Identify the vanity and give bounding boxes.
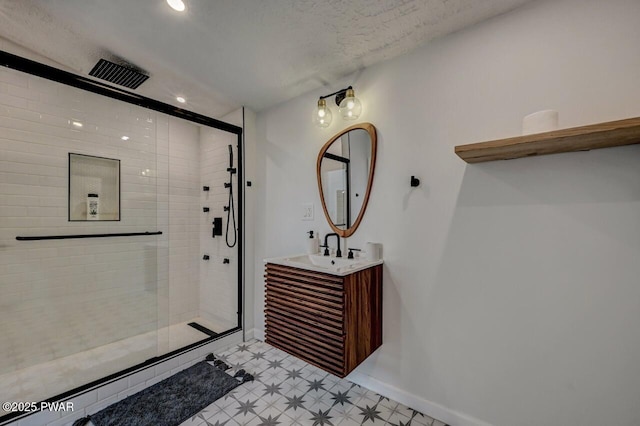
[264,255,382,377]
[265,122,382,377]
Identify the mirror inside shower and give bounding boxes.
[0,64,242,418]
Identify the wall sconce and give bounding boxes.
[315,98,332,128]
[314,86,362,128]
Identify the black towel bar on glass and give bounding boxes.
[16,231,162,241]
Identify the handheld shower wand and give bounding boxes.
[225,144,237,248]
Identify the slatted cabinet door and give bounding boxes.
[265,263,382,377]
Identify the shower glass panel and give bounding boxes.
[0,57,241,421]
[0,68,161,409]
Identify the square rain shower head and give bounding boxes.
[88,59,149,89]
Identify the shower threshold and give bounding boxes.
[0,318,235,421]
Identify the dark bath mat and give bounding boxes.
[79,361,240,426]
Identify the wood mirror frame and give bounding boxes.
[316,122,377,238]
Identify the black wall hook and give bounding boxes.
[410,176,420,187]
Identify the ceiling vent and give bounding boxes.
[88,59,149,89]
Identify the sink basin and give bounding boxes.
[288,254,360,269]
[265,253,383,276]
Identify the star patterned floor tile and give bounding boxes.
[200,340,447,426]
[327,389,353,407]
[304,390,333,413]
[334,418,361,426]
[375,402,412,425]
[306,378,329,393]
[209,397,240,418]
[353,403,387,424]
[410,411,436,425]
[280,379,310,397]
[203,409,238,426]
[231,383,260,401]
[283,409,316,426]
[321,373,341,388]
[325,380,352,395]
[326,403,358,425]
[308,407,335,426]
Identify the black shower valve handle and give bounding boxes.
[224,182,231,188]
[212,217,223,238]
[223,206,230,212]
[347,248,361,259]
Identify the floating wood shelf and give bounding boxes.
[455,116,640,163]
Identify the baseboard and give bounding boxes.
[346,371,493,426]
[244,328,254,341]
[250,328,265,341]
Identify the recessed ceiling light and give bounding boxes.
[72,121,83,128]
[176,96,186,103]
[121,136,130,141]
[167,0,186,12]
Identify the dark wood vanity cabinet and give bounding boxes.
[265,263,382,377]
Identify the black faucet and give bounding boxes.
[323,233,342,258]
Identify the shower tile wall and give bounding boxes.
[0,67,160,375]
[199,127,238,332]
[165,117,201,326]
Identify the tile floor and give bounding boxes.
[180,340,447,426]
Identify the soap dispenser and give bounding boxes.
[306,231,319,254]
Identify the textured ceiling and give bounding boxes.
[0,0,533,118]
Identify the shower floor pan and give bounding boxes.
[0,317,229,418]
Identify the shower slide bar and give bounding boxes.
[16,231,162,241]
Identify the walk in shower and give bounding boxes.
[0,52,243,422]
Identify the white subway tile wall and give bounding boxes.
[199,127,239,331]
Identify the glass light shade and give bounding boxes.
[338,89,362,120]
[167,0,186,12]
[315,98,332,128]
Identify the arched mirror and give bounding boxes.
[317,122,377,238]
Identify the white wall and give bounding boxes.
[253,1,640,425]
[242,107,257,337]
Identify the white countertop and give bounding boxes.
[264,253,383,276]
